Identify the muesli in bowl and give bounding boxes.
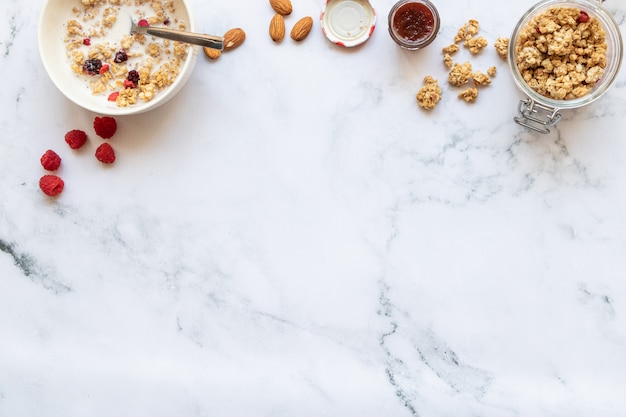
[39,0,199,115]
[508,0,623,133]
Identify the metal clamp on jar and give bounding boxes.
[508,0,623,134]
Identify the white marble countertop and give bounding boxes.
[2,0,626,415]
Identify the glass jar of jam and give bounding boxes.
[388,0,440,50]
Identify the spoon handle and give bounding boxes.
[131,22,224,50]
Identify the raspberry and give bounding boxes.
[93,116,117,139]
[138,19,149,27]
[65,129,88,149]
[39,175,64,196]
[95,143,116,164]
[40,150,62,171]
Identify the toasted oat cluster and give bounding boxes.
[65,0,189,107]
[448,62,473,87]
[494,37,509,60]
[464,36,488,54]
[416,76,442,110]
[454,19,480,43]
[514,7,608,100]
[458,87,479,102]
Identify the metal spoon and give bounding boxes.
[130,19,224,51]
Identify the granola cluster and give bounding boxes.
[416,76,442,110]
[514,7,608,100]
[65,0,189,107]
[439,19,498,104]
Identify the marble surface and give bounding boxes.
[2,0,626,415]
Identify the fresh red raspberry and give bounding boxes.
[40,150,62,171]
[93,116,117,139]
[95,143,116,164]
[65,129,88,149]
[39,175,64,196]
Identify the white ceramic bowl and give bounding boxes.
[38,0,199,116]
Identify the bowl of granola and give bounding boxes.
[508,0,623,133]
[38,0,199,116]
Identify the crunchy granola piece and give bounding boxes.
[472,71,492,86]
[487,66,497,77]
[458,87,479,102]
[66,20,84,37]
[464,36,488,54]
[416,76,442,110]
[494,37,509,60]
[514,6,607,100]
[101,7,117,29]
[442,44,460,55]
[467,19,480,37]
[116,87,138,107]
[454,19,480,43]
[448,62,472,86]
[454,23,468,43]
[443,43,459,68]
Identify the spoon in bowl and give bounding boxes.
[129,19,224,51]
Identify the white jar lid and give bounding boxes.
[320,0,376,47]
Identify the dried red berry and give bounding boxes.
[99,64,109,74]
[95,143,116,164]
[108,91,120,102]
[138,19,149,27]
[39,175,64,196]
[64,129,88,149]
[578,11,590,23]
[93,116,117,139]
[40,150,62,171]
[123,79,136,89]
[83,38,91,45]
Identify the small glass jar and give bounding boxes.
[508,0,623,133]
[388,0,440,50]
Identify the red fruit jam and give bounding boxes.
[393,3,434,42]
[388,0,439,49]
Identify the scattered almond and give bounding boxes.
[290,16,313,41]
[203,46,222,60]
[269,14,286,42]
[270,0,292,15]
[224,28,246,51]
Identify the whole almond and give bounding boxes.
[270,0,292,15]
[269,14,286,42]
[290,16,313,41]
[203,46,222,59]
[223,28,246,51]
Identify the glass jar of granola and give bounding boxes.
[508,0,622,133]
